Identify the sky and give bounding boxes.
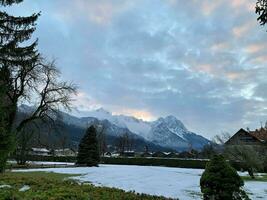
[5,0,267,138]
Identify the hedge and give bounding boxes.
[10,155,208,169]
[101,157,208,169]
[10,156,266,172]
[11,155,77,163]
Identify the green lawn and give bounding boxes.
[242,174,267,182]
[0,172,173,200]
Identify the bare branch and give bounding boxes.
[16,58,77,132]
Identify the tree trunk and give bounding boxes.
[248,168,255,179]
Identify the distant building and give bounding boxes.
[165,152,178,158]
[225,128,267,146]
[104,152,112,157]
[30,148,50,156]
[152,151,167,158]
[111,152,120,157]
[178,151,195,158]
[54,148,77,157]
[121,151,135,157]
[141,152,152,157]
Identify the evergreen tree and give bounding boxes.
[76,126,100,167]
[200,155,249,200]
[0,74,14,172]
[0,0,39,172]
[0,64,16,172]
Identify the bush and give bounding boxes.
[200,155,249,200]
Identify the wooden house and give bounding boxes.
[225,128,267,146]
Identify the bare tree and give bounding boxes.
[117,135,126,154]
[16,59,77,133]
[225,145,264,179]
[12,59,77,164]
[128,134,134,151]
[15,127,34,165]
[212,132,231,145]
[213,132,264,178]
[96,124,107,156]
[0,0,77,171]
[116,132,135,154]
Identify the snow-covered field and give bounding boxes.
[8,160,75,166]
[15,165,267,200]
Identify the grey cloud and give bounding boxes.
[8,0,267,138]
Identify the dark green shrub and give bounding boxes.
[200,155,249,200]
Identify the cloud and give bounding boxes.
[231,0,255,11]
[232,20,256,38]
[54,0,134,26]
[201,1,222,16]
[113,108,155,121]
[8,0,267,138]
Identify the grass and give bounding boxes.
[242,174,267,182]
[0,172,174,200]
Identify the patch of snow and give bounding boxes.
[13,165,203,200]
[0,185,11,189]
[29,161,75,166]
[7,160,17,164]
[244,181,267,199]
[8,160,75,166]
[31,148,50,153]
[19,185,30,192]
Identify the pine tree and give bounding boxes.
[0,0,39,172]
[0,64,16,172]
[76,126,100,167]
[0,75,14,172]
[200,155,249,200]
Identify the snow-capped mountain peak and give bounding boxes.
[18,105,210,150]
[163,115,188,131]
[84,107,113,121]
[79,109,209,150]
[95,107,111,115]
[18,104,35,114]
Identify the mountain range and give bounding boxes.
[18,105,210,152]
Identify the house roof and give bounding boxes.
[250,127,267,142]
[226,128,267,145]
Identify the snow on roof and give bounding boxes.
[31,148,50,152]
[55,148,72,152]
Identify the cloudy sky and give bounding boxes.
[6,0,267,138]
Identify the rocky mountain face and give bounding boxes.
[18,105,210,151]
[147,116,210,150]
